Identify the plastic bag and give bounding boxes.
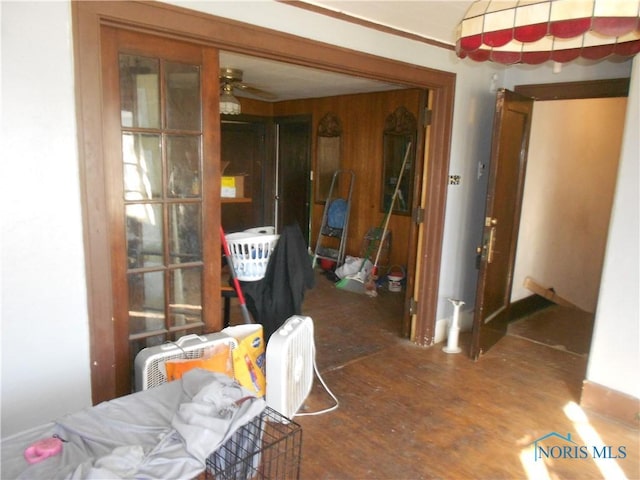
[335,255,372,279]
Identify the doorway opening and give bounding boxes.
[507,93,627,356]
[216,50,441,340]
[220,70,428,337]
[74,1,455,402]
[472,78,629,361]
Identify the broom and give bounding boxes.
[334,223,379,294]
[336,141,412,295]
[364,141,412,295]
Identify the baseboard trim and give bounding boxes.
[581,380,640,427]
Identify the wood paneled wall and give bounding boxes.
[239,88,423,270]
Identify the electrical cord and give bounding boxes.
[295,343,339,417]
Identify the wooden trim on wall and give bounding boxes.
[73,3,118,401]
[74,0,455,402]
[515,78,630,101]
[581,380,640,427]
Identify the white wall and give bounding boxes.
[512,98,627,313]
[1,1,92,436]
[1,0,637,436]
[586,57,639,399]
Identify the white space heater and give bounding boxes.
[266,315,315,418]
[134,332,237,391]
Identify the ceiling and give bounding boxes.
[304,0,472,45]
[219,1,472,102]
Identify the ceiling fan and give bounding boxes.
[219,67,277,100]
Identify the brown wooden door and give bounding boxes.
[221,118,268,232]
[403,90,429,337]
[100,27,221,397]
[470,89,533,360]
[275,116,312,242]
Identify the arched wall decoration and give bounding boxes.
[318,111,343,136]
[384,105,418,133]
[382,106,417,215]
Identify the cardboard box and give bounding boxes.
[221,175,245,198]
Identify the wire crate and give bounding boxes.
[206,406,302,480]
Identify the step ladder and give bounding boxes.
[313,169,355,268]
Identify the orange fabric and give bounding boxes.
[164,344,233,381]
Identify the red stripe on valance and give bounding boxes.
[549,17,592,38]
[514,23,548,43]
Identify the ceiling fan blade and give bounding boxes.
[235,83,278,100]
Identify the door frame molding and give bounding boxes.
[73,1,455,402]
[515,78,630,100]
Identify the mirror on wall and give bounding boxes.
[381,106,417,215]
[315,112,342,203]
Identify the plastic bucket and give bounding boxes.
[387,266,405,292]
[320,258,336,271]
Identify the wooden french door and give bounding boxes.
[404,90,429,337]
[100,27,221,396]
[470,89,533,360]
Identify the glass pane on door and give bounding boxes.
[168,203,202,264]
[166,61,201,131]
[126,203,163,269]
[167,135,201,198]
[122,133,162,200]
[119,54,160,129]
[169,266,202,331]
[128,270,165,336]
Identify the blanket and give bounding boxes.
[1,370,266,479]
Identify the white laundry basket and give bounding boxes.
[243,226,276,235]
[225,232,279,281]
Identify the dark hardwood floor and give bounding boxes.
[508,304,595,356]
[228,270,639,479]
